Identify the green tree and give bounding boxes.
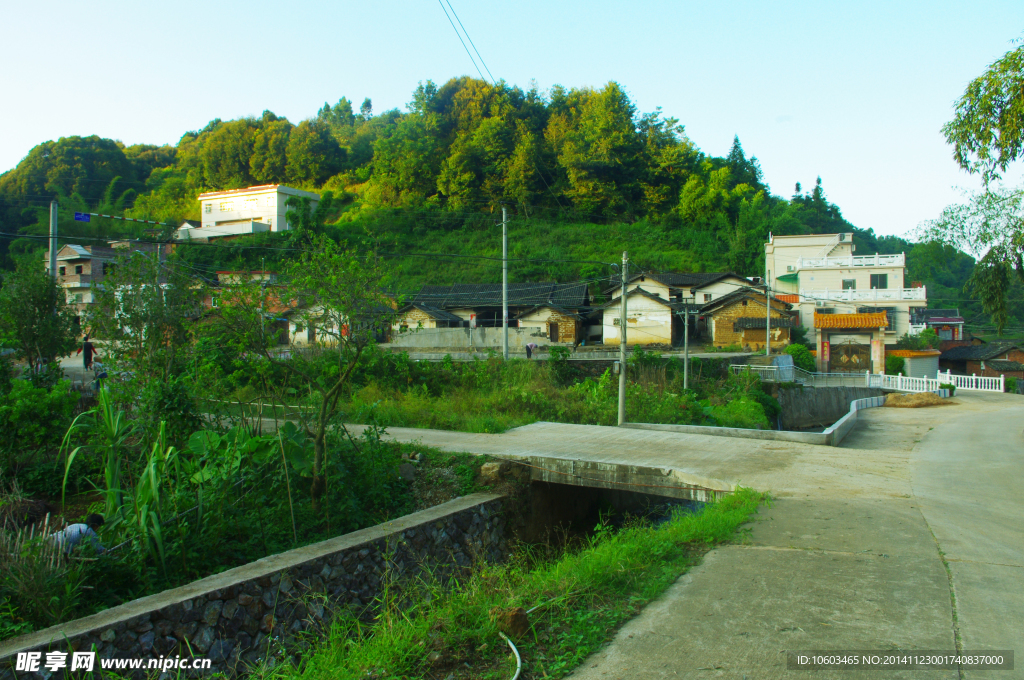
[0,260,77,371]
[250,119,293,184]
[942,42,1024,185]
[216,235,397,508]
[286,120,344,185]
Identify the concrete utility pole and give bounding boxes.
[765,267,771,357]
[502,204,509,361]
[683,295,690,390]
[48,201,58,279]
[618,251,628,426]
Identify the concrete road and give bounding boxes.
[333,392,1022,678]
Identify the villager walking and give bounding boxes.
[50,514,106,555]
[77,335,99,370]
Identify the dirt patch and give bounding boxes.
[884,392,952,408]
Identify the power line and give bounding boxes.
[444,0,496,85]
[437,0,486,83]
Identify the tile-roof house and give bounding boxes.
[600,287,688,347]
[605,271,754,305]
[939,342,1024,377]
[699,288,796,350]
[393,281,592,345]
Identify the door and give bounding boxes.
[829,338,870,373]
[549,322,559,342]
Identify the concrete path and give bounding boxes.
[341,392,1023,678]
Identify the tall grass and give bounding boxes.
[266,488,765,680]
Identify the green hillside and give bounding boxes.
[1,76,1017,333]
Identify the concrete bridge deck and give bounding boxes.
[345,392,1023,679]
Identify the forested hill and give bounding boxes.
[0,76,993,324]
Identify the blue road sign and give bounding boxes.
[74,212,91,222]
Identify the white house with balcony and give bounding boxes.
[174,185,320,241]
[765,233,927,366]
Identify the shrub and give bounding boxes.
[939,382,956,396]
[784,343,816,372]
[548,346,576,386]
[885,355,906,376]
[1006,377,1017,393]
[0,380,79,458]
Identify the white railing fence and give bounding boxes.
[936,370,1004,393]
[731,365,1007,393]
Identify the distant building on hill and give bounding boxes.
[174,185,319,242]
[765,232,928,371]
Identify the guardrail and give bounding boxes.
[732,364,1007,393]
[798,253,905,269]
[799,287,927,302]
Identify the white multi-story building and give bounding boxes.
[765,233,928,372]
[175,185,320,241]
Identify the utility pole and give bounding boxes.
[501,204,509,361]
[618,251,628,426]
[683,295,690,390]
[765,266,771,357]
[48,201,58,279]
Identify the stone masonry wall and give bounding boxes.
[0,494,506,679]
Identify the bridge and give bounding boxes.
[731,363,1006,392]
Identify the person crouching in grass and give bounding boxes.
[51,514,106,555]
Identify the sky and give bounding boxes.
[2,0,1022,240]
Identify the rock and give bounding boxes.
[279,577,293,594]
[262,590,277,608]
[427,651,443,664]
[138,631,156,652]
[489,606,530,638]
[221,599,239,622]
[237,592,253,607]
[477,461,508,485]
[398,463,417,482]
[192,625,216,653]
[99,629,116,643]
[203,600,223,626]
[173,621,198,641]
[260,614,275,634]
[207,639,236,663]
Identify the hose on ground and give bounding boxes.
[498,632,522,680]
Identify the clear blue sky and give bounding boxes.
[3,0,1022,239]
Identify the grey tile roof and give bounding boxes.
[733,317,796,330]
[940,342,1020,361]
[598,286,683,311]
[412,282,589,309]
[986,359,1024,372]
[398,303,464,323]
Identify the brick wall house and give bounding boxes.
[700,289,795,350]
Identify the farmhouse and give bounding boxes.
[600,287,689,347]
[699,289,796,350]
[939,342,1024,378]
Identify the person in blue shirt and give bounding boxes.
[51,514,106,555]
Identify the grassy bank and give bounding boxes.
[265,487,765,680]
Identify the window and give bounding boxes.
[59,266,66,275]
[267,196,274,206]
[220,201,234,212]
[870,274,888,289]
[817,307,835,314]
[703,293,712,302]
[211,295,220,308]
[102,262,111,275]
[75,265,83,274]
[858,306,896,331]
[842,279,856,290]
[204,203,212,214]
[243,198,258,210]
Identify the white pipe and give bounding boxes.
[499,632,522,680]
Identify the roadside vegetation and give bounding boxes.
[260,488,765,680]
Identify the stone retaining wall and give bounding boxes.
[0,494,506,679]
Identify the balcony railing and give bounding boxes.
[797,253,904,269]
[799,286,926,302]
